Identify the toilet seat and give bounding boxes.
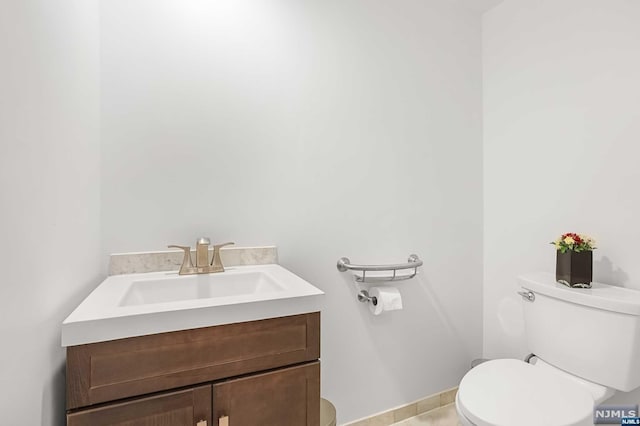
[457,359,594,426]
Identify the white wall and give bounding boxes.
[483,0,640,402]
[100,0,484,422]
[7,0,640,422]
[0,1,101,425]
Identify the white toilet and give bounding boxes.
[456,272,640,426]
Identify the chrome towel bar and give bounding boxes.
[337,254,422,283]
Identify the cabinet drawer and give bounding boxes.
[67,384,211,426]
[67,312,320,409]
[213,362,320,426]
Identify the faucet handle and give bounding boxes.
[213,242,235,250]
[168,245,194,274]
[210,242,235,272]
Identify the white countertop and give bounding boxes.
[62,264,324,346]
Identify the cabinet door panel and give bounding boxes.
[67,385,211,426]
[213,362,320,426]
[67,312,320,409]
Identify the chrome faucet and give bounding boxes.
[168,238,235,275]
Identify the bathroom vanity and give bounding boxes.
[62,252,324,426]
[66,312,320,425]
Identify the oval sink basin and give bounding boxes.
[62,264,324,347]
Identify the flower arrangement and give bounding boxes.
[551,233,596,253]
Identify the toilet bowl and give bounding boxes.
[455,272,640,426]
[455,359,607,426]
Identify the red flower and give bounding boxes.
[552,232,596,253]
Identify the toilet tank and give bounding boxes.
[518,272,640,392]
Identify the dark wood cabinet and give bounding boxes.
[67,385,211,426]
[213,362,320,426]
[66,312,320,426]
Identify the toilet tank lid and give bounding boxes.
[519,272,640,316]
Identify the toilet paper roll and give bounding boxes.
[368,286,403,315]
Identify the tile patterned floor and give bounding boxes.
[391,404,461,426]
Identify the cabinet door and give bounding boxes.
[213,362,320,426]
[67,385,211,426]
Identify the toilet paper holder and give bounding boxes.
[357,290,378,305]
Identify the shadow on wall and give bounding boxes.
[41,272,104,426]
[595,256,629,287]
[348,271,474,357]
[415,277,467,348]
[341,271,473,403]
[42,363,66,426]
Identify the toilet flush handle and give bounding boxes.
[517,290,535,302]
